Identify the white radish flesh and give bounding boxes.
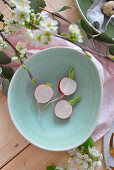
[59,77,77,95]
[55,100,73,119]
[34,84,54,103]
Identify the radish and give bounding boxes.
[34,83,54,112]
[43,66,77,109]
[55,97,82,119]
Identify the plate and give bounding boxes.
[75,0,114,39]
[8,47,102,151]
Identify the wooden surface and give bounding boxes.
[0,0,106,169]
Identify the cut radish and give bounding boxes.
[59,77,77,96]
[43,66,77,109]
[55,97,82,119]
[34,83,54,104]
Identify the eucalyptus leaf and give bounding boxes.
[30,0,46,13]
[94,33,114,44]
[0,51,11,64]
[76,20,88,46]
[1,66,14,81]
[80,20,94,37]
[0,77,3,85]
[55,6,71,13]
[109,45,114,55]
[82,137,94,149]
[0,66,2,74]
[2,79,9,97]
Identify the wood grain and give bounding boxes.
[0,92,29,168]
[0,0,106,169]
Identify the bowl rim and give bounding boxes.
[8,46,103,151]
[75,0,101,34]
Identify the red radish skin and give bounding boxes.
[55,100,73,119]
[43,66,77,109]
[55,97,82,119]
[59,77,77,96]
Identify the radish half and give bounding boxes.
[55,97,82,119]
[34,83,54,111]
[43,66,77,109]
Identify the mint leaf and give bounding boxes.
[55,6,71,13]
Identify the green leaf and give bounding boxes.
[25,22,34,30]
[55,6,71,13]
[69,97,82,105]
[76,20,88,46]
[94,33,114,44]
[0,51,11,65]
[0,77,3,85]
[80,20,94,37]
[1,66,14,81]
[30,0,46,13]
[109,45,114,55]
[0,66,2,74]
[0,12,4,21]
[46,164,56,170]
[82,137,94,149]
[2,79,9,97]
[69,65,75,79]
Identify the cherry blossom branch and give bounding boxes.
[0,31,35,83]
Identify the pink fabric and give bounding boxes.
[1,20,114,142]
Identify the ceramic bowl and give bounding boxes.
[8,47,102,151]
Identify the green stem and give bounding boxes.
[69,65,75,79]
[0,31,35,84]
[68,97,82,105]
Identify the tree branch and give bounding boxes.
[0,31,35,83]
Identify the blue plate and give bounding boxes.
[8,47,102,151]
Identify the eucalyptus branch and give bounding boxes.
[0,31,35,84]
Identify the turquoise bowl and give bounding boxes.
[8,47,102,151]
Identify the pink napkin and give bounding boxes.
[2,23,114,142]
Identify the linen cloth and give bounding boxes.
[87,0,114,32]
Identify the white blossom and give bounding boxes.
[40,17,58,34]
[88,147,100,157]
[83,161,88,169]
[97,161,101,167]
[9,0,31,10]
[68,24,83,43]
[4,18,23,32]
[16,41,27,56]
[12,8,30,25]
[25,29,34,45]
[0,37,7,50]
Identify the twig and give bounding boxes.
[40,7,74,24]
[0,31,35,83]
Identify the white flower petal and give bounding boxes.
[83,161,88,169]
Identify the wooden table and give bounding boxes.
[0,0,106,169]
